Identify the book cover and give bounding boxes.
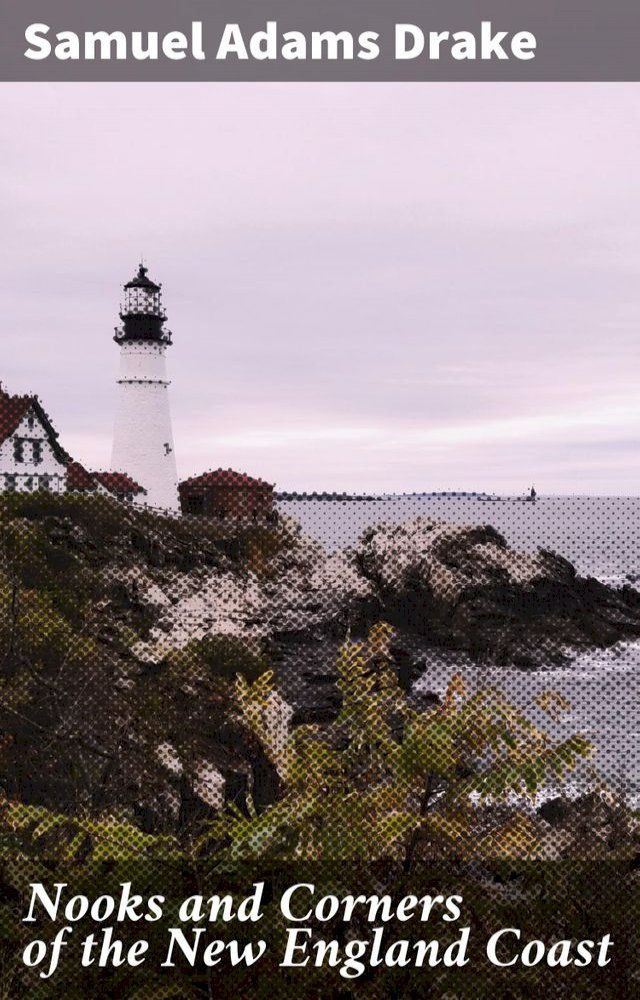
[0,2,637,996]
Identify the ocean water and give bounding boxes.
[278,496,640,804]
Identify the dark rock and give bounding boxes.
[304,672,339,685]
[537,792,639,856]
[538,796,573,826]
[353,520,640,668]
[292,704,343,725]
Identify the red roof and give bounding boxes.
[67,464,146,497]
[0,387,68,466]
[0,388,32,446]
[66,461,97,491]
[180,469,272,490]
[93,471,146,495]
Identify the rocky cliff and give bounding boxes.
[1,493,639,831]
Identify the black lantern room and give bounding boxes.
[114,263,172,344]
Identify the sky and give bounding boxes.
[1,82,640,495]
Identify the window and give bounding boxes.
[5,475,15,493]
[184,495,205,515]
[32,441,43,465]
[39,475,51,492]
[13,438,24,463]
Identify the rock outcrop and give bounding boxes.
[354,520,640,667]
[4,493,639,832]
[128,515,640,724]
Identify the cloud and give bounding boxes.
[1,83,639,494]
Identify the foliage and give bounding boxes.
[0,492,295,577]
[0,619,633,999]
[196,623,593,864]
[0,495,633,997]
[167,636,269,684]
[0,798,178,863]
[0,495,293,827]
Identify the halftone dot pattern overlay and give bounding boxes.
[0,485,637,996]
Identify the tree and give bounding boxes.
[197,623,592,864]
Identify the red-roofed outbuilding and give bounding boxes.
[178,469,274,520]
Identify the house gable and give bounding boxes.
[0,387,147,504]
[0,392,69,493]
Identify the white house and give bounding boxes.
[0,389,69,494]
[0,386,145,502]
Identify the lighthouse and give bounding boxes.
[111,263,179,511]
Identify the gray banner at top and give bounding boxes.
[1,0,640,81]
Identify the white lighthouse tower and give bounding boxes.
[111,263,179,511]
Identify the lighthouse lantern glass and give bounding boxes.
[125,285,161,316]
[116,265,171,344]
